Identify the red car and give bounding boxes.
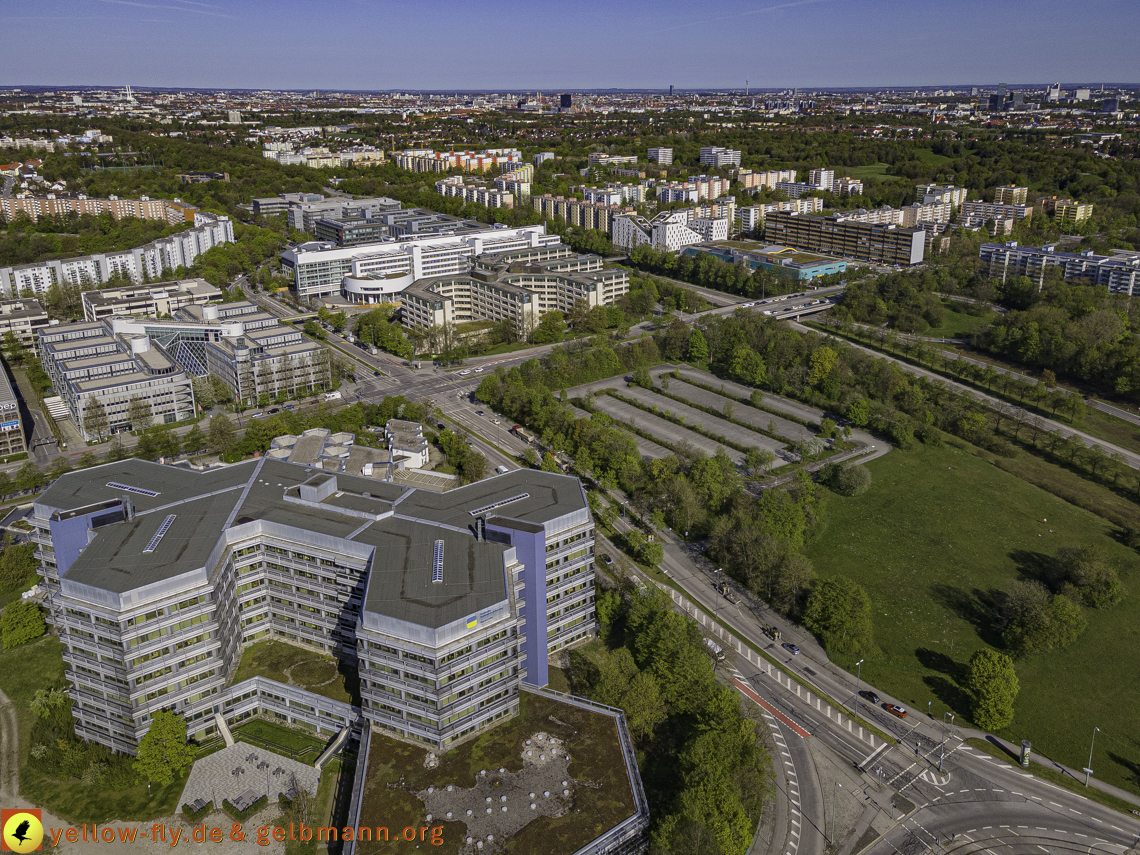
[884,703,908,719]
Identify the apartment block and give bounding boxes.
[808,169,835,190]
[81,278,222,322]
[980,242,1140,295]
[532,194,632,234]
[834,177,865,196]
[434,177,515,208]
[401,244,628,337]
[994,185,1029,205]
[281,224,560,303]
[533,152,555,168]
[763,211,926,266]
[33,460,596,752]
[836,202,952,228]
[613,210,726,253]
[0,298,50,347]
[1054,201,1094,223]
[739,198,824,233]
[0,195,199,226]
[0,213,234,299]
[656,183,699,205]
[699,146,741,167]
[587,153,638,168]
[393,149,523,173]
[647,147,673,165]
[960,200,1032,223]
[736,169,797,190]
[916,184,968,208]
[0,366,27,458]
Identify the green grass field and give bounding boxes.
[804,441,1140,796]
[231,638,355,704]
[838,162,895,181]
[924,300,999,339]
[911,148,955,166]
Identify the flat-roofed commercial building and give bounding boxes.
[764,211,926,266]
[282,224,560,302]
[312,218,387,247]
[401,245,628,337]
[0,298,49,347]
[0,366,26,457]
[980,241,1140,294]
[33,460,595,752]
[82,278,222,322]
[286,197,401,234]
[684,241,847,280]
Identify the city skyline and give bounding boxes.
[4,0,1137,91]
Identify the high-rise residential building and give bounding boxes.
[1054,200,1094,224]
[808,169,835,190]
[961,200,1032,222]
[981,241,1139,294]
[736,169,797,190]
[1075,88,1091,101]
[0,213,234,299]
[227,110,242,124]
[916,184,968,208]
[532,194,632,233]
[393,149,523,173]
[699,146,741,167]
[739,198,824,233]
[533,152,555,168]
[994,185,1028,205]
[647,147,673,165]
[763,211,926,266]
[0,195,197,225]
[613,210,726,253]
[559,93,572,109]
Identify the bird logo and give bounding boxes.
[1,809,43,853]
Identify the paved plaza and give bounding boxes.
[179,741,320,813]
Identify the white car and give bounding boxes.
[474,367,484,373]
[762,310,774,315]
[459,369,472,376]
[741,302,754,308]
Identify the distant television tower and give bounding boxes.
[746,78,749,96]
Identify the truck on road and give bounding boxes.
[716,582,740,604]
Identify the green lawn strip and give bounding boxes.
[233,718,327,759]
[977,439,1140,530]
[356,692,635,855]
[802,441,1140,797]
[230,639,353,705]
[811,322,1140,459]
[923,300,999,339]
[838,163,895,181]
[669,371,819,429]
[964,738,1140,816]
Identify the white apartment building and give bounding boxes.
[808,169,835,190]
[961,200,1033,222]
[699,146,741,167]
[434,177,515,208]
[736,169,797,190]
[916,184,968,208]
[533,152,555,167]
[656,184,700,205]
[647,147,673,165]
[613,210,720,253]
[280,224,560,302]
[394,149,523,173]
[0,213,234,299]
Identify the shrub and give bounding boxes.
[822,463,872,497]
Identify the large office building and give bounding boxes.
[312,218,387,247]
[0,366,27,458]
[284,197,401,234]
[33,460,596,752]
[401,244,629,337]
[980,241,1140,294]
[40,301,327,437]
[764,211,926,266]
[280,224,561,302]
[0,213,234,299]
[81,278,222,323]
[699,146,741,167]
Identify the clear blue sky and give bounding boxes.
[5,0,1137,91]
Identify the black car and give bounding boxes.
[475,410,485,416]
[374,370,382,376]
[860,690,881,705]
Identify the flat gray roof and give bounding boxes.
[36,458,586,625]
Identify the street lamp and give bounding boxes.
[1084,726,1100,786]
[853,659,864,722]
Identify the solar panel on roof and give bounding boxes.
[143,514,176,553]
[431,540,444,583]
[468,493,529,516]
[107,481,160,498]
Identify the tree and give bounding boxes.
[0,599,45,648]
[181,425,207,456]
[802,575,874,656]
[807,346,838,386]
[0,543,37,592]
[127,395,152,431]
[966,649,1019,731]
[134,710,195,786]
[687,329,709,362]
[303,319,324,339]
[1052,545,1122,608]
[208,414,237,455]
[846,398,870,427]
[2,331,25,366]
[83,398,110,441]
[191,375,216,411]
[825,463,872,496]
[14,462,45,494]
